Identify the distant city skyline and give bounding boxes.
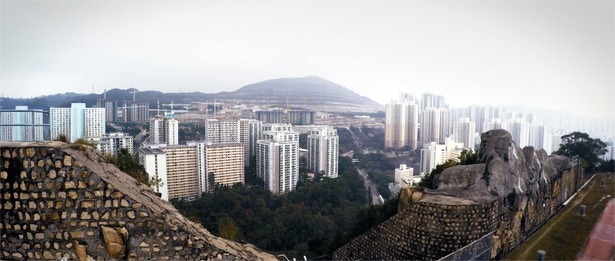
[1,1,613,120]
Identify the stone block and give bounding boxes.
[81,201,94,208]
[75,243,87,261]
[70,231,85,239]
[63,155,72,166]
[65,181,76,189]
[80,212,91,220]
[101,226,127,259]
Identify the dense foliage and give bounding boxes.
[367,170,394,199]
[173,156,368,258]
[555,132,607,172]
[354,152,396,173]
[104,148,157,186]
[336,127,359,153]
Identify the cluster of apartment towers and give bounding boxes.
[386,93,559,179]
[0,103,339,201]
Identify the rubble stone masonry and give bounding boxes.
[334,129,583,260]
[0,141,275,260]
[334,167,581,260]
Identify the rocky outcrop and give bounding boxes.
[334,129,582,260]
[430,129,572,203]
[0,141,276,260]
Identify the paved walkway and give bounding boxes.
[577,198,615,260]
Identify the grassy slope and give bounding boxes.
[505,172,614,260]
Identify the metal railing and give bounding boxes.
[438,231,494,261]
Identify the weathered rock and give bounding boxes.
[101,226,126,259]
[75,243,87,261]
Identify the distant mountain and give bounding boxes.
[215,76,382,112]
[0,76,383,113]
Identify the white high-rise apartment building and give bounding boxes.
[529,124,549,150]
[257,126,299,195]
[420,107,449,146]
[307,126,339,178]
[452,118,476,149]
[50,103,105,142]
[420,93,446,111]
[483,118,508,132]
[149,116,179,145]
[420,142,447,175]
[384,93,419,149]
[419,138,465,175]
[261,123,293,134]
[239,119,262,167]
[139,147,168,200]
[85,108,106,139]
[394,164,414,183]
[0,106,45,141]
[89,132,134,156]
[204,118,240,144]
[509,119,530,148]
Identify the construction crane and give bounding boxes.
[130,88,139,102]
[157,100,190,115]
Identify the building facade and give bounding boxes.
[420,107,449,146]
[202,143,244,192]
[0,106,46,141]
[452,118,476,150]
[50,103,105,142]
[160,145,200,199]
[90,132,134,156]
[139,147,169,200]
[257,127,299,195]
[385,94,419,149]
[239,119,262,167]
[204,118,241,144]
[149,116,179,145]
[420,142,447,175]
[307,126,339,178]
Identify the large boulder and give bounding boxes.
[432,129,571,203]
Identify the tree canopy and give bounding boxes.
[172,156,369,258]
[556,132,607,172]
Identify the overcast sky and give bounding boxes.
[1,0,613,119]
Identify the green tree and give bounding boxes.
[459,149,477,165]
[556,132,607,172]
[218,216,240,241]
[105,148,156,186]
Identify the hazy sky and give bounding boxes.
[1,0,613,119]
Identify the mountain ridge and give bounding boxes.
[0,76,383,113]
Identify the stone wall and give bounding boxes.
[334,166,581,260]
[0,142,276,260]
[334,192,498,260]
[333,130,583,260]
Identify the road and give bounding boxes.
[357,168,384,206]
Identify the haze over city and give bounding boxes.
[1,0,613,120]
